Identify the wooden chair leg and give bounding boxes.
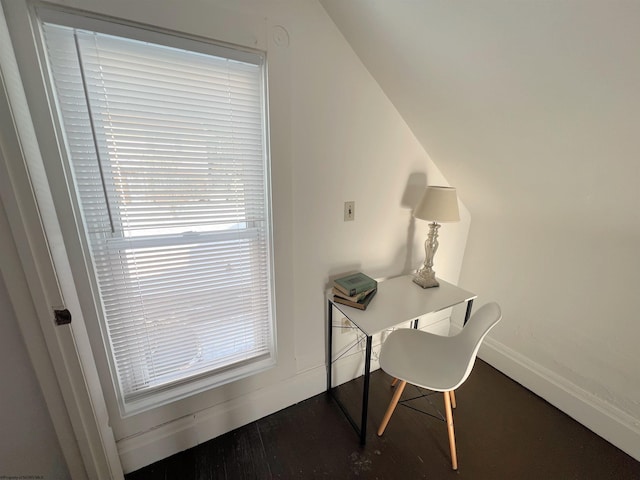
[450,389,457,409]
[443,391,458,470]
[377,380,407,436]
[390,377,399,387]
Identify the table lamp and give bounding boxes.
[413,186,460,288]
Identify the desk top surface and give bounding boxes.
[328,275,476,336]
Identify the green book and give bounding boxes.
[333,272,377,297]
[332,286,376,303]
[333,288,377,311]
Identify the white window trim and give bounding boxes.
[35,6,277,416]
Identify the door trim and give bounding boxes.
[0,4,122,477]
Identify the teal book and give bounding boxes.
[333,272,377,297]
[332,286,376,303]
[333,287,377,310]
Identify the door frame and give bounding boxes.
[0,3,122,478]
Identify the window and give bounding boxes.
[40,13,275,414]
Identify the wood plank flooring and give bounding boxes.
[126,360,640,479]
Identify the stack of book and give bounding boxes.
[332,272,378,310]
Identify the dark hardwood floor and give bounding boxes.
[126,360,640,479]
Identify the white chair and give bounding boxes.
[377,302,502,470]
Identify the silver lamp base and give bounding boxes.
[413,221,441,289]
[413,268,440,288]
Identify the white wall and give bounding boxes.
[0,203,70,479]
[321,0,640,459]
[1,0,469,473]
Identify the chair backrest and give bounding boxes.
[451,302,502,389]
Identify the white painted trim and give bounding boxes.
[451,324,640,461]
[0,69,88,480]
[0,165,86,479]
[0,2,123,477]
[117,315,640,473]
[118,363,327,473]
[119,313,454,473]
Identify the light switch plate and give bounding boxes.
[344,201,355,221]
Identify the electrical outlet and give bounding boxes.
[341,317,351,333]
[344,201,355,221]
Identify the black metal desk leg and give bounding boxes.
[360,336,373,445]
[327,299,333,391]
[464,299,474,326]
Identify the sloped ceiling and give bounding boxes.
[320,0,640,223]
[321,0,640,457]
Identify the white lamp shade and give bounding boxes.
[413,186,460,223]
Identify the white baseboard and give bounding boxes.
[119,323,640,473]
[117,365,327,473]
[478,335,640,461]
[117,314,452,473]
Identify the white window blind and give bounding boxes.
[41,20,275,412]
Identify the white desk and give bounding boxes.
[327,275,476,444]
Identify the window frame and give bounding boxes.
[34,5,277,416]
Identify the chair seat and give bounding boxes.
[376,302,502,470]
